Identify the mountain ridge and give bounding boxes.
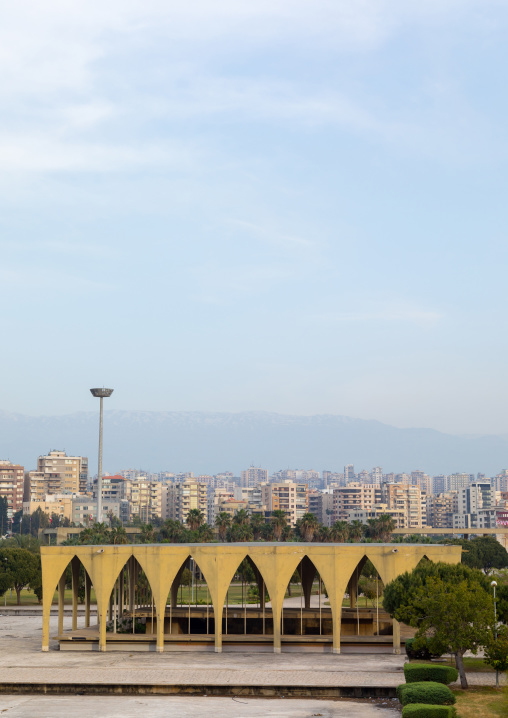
[0,410,506,476]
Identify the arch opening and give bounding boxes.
[162,555,215,640]
[279,555,332,640]
[221,555,274,640]
[103,555,156,638]
[342,556,388,639]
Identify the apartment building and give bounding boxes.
[217,498,249,519]
[457,482,494,514]
[333,483,382,521]
[23,494,75,522]
[381,483,423,528]
[71,498,123,525]
[447,473,475,492]
[308,489,334,527]
[207,487,234,525]
[0,460,24,523]
[411,471,432,495]
[240,466,268,487]
[167,481,208,524]
[346,504,406,529]
[92,474,129,503]
[260,480,308,526]
[426,492,458,528]
[129,479,163,523]
[233,486,266,516]
[28,450,88,500]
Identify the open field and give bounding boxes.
[454,687,508,717]
[2,582,383,607]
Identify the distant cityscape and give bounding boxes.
[2,451,508,536]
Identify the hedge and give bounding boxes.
[402,705,457,718]
[405,638,441,660]
[404,663,458,685]
[397,682,456,706]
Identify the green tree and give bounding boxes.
[383,562,493,688]
[461,536,508,574]
[110,526,128,544]
[0,496,8,536]
[348,520,365,542]
[227,523,253,542]
[232,509,250,527]
[215,512,231,542]
[160,519,186,543]
[366,514,395,542]
[329,521,350,543]
[484,625,508,673]
[0,548,41,604]
[186,509,205,531]
[250,514,265,540]
[270,510,288,541]
[297,513,320,542]
[78,523,112,544]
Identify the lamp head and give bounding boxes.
[90,388,114,398]
[491,580,498,587]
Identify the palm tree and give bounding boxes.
[318,525,331,542]
[250,514,265,540]
[271,510,288,542]
[227,523,253,542]
[160,519,185,543]
[329,521,350,543]
[110,526,128,545]
[348,520,365,542]
[378,514,396,542]
[197,524,214,542]
[139,524,156,543]
[186,509,205,532]
[232,509,250,526]
[215,512,231,541]
[298,513,320,542]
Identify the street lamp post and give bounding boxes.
[90,388,114,524]
[491,580,498,688]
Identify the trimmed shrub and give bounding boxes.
[404,663,458,685]
[397,682,456,706]
[402,705,456,718]
[405,638,442,660]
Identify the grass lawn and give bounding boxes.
[454,687,508,717]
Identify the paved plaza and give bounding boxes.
[0,611,503,718]
[0,695,400,718]
[0,614,406,689]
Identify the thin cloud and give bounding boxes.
[313,307,443,326]
[227,218,315,250]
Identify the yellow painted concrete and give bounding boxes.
[41,542,461,654]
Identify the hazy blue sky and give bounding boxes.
[1,1,507,435]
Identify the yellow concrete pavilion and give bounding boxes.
[41,542,462,654]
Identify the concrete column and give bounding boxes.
[170,563,186,608]
[272,599,282,653]
[71,557,80,631]
[58,574,66,636]
[119,569,124,617]
[392,618,401,655]
[129,557,135,613]
[348,574,358,609]
[84,573,91,628]
[214,610,223,653]
[156,610,165,652]
[298,557,317,610]
[41,580,52,651]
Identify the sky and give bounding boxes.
[1,0,508,435]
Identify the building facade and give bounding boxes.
[0,460,24,524]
